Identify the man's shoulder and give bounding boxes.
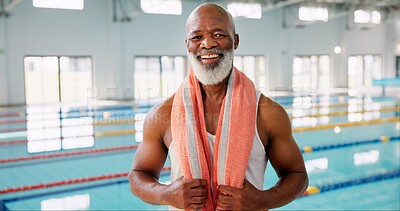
[258,94,279,109]
[257,94,289,122]
[145,94,175,125]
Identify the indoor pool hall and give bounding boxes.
[0,0,399,210]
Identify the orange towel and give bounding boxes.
[171,66,257,210]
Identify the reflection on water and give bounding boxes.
[134,113,147,143]
[63,136,94,150]
[41,193,90,211]
[353,150,380,166]
[290,95,388,127]
[348,97,382,122]
[305,157,328,173]
[26,106,94,153]
[28,138,62,153]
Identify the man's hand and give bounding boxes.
[163,176,208,209]
[216,179,265,210]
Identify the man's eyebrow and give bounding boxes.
[189,28,228,35]
[189,30,202,35]
[213,28,228,33]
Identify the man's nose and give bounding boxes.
[200,36,217,49]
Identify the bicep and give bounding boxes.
[265,105,306,178]
[131,114,168,179]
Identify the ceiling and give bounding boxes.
[0,0,399,20]
[183,0,400,10]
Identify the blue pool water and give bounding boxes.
[0,95,399,210]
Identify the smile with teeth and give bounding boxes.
[200,54,219,59]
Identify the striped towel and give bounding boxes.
[171,66,257,210]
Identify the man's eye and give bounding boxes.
[215,34,226,38]
[190,36,202,41]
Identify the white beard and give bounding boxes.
[188,49,234,85]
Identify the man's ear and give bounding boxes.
[234,34,239,50]
[185,38,190,48]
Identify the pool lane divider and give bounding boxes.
[0,119,28,125]
[293,116,399,132]
[283,100,400,110]
[0,115,139,126]
[301,136,400,153]
[0,139,28,146]
[0,104,154,119]
[1,135,398,165]
[1,104,398,129]
[0,135,95,146]
[0,112,25,118]
[0,167,171,195]
[97,117,400,136]
[0,118,139,133]
[1,115,398,147]
[290,106,400,119]
[302,169,400,197]
[0,145,138,164]
[0,167,398,198]
[0,98,398,121]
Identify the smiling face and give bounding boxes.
[185,3,239,85]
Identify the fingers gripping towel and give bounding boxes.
[171,66,257,210]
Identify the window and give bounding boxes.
[292,55,330,92]
[348,55,382,89]
[24,56,92,105]
[140,0,182,15]
[24,57,60,104]
[354,9,381,24]
[234,56,266,89]
[134,56,186,100]
[33,0,84,10]
[227,2,262,19]
[299,6,328,22]
[60,57,92,102]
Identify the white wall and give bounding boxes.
[0,0,398,105]
[0,18,8,105]
[3,0,113,105]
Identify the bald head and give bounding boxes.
[185,3,236,38]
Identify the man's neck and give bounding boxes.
[200,76,229,103]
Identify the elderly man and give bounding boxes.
[129,3,308,210]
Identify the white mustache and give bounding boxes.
[195,49,224,57]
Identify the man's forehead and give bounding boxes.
[186,6,234,35]
[187,16,229,29]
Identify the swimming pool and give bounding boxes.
[0,95,399,210]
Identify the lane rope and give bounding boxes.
[0,167,171,195]
[290,106,399,119]
[301,136,400,153]
[293,116,399,132]
[302,169,400,196]
[0,145,138,164]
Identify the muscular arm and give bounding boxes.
[129,99,208,209]
[260,96,309,209]
[128,103,169,205]
[216,95,308,210]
